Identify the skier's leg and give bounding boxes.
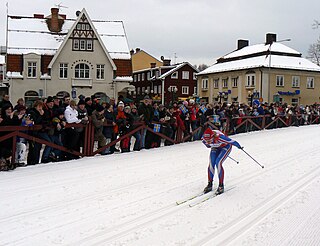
[215,144,232,193]
[204,149,217,193]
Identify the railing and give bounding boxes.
[1,113,319,165]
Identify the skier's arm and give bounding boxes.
[219,135,242,149]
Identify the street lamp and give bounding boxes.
[168,86,178,105]
[267,38,291,103]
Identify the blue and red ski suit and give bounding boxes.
[202,130,241,186]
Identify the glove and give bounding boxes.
[238,146,244,150]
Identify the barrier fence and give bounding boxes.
[0,113,319,164]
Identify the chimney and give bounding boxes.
[266,33,277,45]
[150,63,156,68]
[163,59,171,66]
[130,49,134,56]
[135,48,141,53]
[237,39,249,50]
[46,7,63,33]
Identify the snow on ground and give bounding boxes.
[1,125,320,246]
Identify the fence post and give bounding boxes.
[11,132,17,164]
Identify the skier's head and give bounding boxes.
[203,128,217,142]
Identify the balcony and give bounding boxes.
[72,78,92,87]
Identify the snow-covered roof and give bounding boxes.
[198,55,320,75]
[198,42,320,75]
[221,43,301,60]
[159,62,199,79]
[7,13,131,59]
[113,76,133,82]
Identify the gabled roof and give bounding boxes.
[7,9,131,60]
[48,8,116,70]
[198,42,320,75]
[159,62,199,79]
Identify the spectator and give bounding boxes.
[27,100,53,164]
[130,105,142,151]
[91,104,108,155]
[103,103,116,154]
[0,104,21,169]
[52,96,61,115]
[14,105,33,166]
[0,94,13,110]
[13,98,25,111]
[62,96,71,109]
[85,97,94,116]
[64,100,81,160]
[138,96,154,149]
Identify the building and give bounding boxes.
[131,59,199,105]
[197,33,320,106]
[5,8,133,106]
[131,48,162,72]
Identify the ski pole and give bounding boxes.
[228,156,239,164]
[241,148,265,169]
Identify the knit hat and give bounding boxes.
[85,97,91,103]
[118,101,124,107]
[78,99,85,106]
[96,104,105,112]
[47,96,54,103]
[203,128,214,141]
[124,106,131,111]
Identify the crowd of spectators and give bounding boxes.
[1,92,320,172]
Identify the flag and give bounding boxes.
[179,105,188,114]
[200,105,207,113]
[153,124,161,133]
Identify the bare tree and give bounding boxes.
[197,64,209,72]
[307,41,320,66]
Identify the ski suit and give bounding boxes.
[202,130,241,186]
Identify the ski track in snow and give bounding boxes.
[1,126,320,245]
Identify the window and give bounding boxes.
[27,62,37,78]
[194,86,197,95]
[154,85,158,94]
[87,40,93,50]
[307,77,314,89]
[158,85,161,94]
[96,64,105,80]
[213,79,219,89]
[171,72,178,79]
[142,73,145,81]
[155,70,160,78]
[137,87,141,95]
[182,86,189,94]
[222,78,228,88]
[193,72,197,80]
[232,77,238,88]
[73,39,79,50]
[59,63,68,79]
[138,74,141,82]
[134,74,137,82]
[80,40,86,50]
[292,76,300,88]
[201,78,208,89]
[246,74,255,87]
[147,72,150,80]
[276,75,284,87]
[182,71,189,80]
[75,63,90,78]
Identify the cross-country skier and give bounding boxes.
[202,128,242,194]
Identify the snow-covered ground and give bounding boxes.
[1,125,320,246]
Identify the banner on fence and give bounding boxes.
[153,124,161,133]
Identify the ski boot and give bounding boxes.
[215,184,224,195]
[203,181,213,194]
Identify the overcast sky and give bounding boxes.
[0,0,319,66]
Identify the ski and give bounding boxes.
[188,186,236,207]
[176,192,205,205]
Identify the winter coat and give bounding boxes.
[138,103,153,125]
[103,110,115,138]
[91,110,105,141]
[64,106,81,124]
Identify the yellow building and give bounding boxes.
[197,34,320,106]
[131,48,163,71]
